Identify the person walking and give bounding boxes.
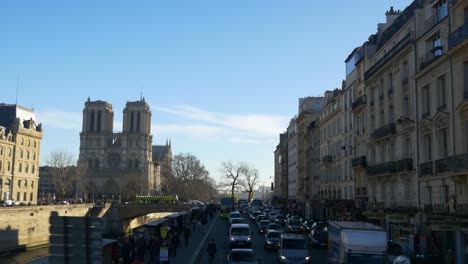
[201,214,208,234]
[206,238,217,264]
[184,224,191,246]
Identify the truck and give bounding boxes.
[328,221,388,264]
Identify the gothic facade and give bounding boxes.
[78,98,159,198]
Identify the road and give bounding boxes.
[200,213,327,264]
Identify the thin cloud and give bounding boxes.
[153,105,288,141]
[36,110,82,131]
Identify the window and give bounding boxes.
[389,143,395,160]
[32,165,35,174]
[18,180,21,188]
[437,75,446,107]
[0,160,2,170]
[388,105,394,122]
[379,79,384,98]
[0,147,2,155]
[24,180,27,188]
[403,96,409,117]
[31,181,34,188]
[20,150,23,159]
[25,164,29,173]
[441,185,449,204]
[8,148,11,157]
[94,159,99,168]
[439,129,448,158]
[19,163,22,172]
[97,110,102,132]
[422,85,430,115]
[433,36,442,57]
[464,62,468,99]
[404,138,412,158]
[402,61,409,83]
[380,111,385,127]
[27,139,30,147]
[89,110,95,132]
[7,162,10,172]
[23,192,26,201]
[380,145,386,162]
[137,112,141,132]
[88,158,93,169]
[33,152,36,160]
[27,151,30,160]
[30,193,33,202]
[435,0,448,21]
[424,134,432,161]
[34,141,37,148]
[130,111,135,132]
[17,192,20,201]
[20,138,23,145]
[388,73,393,94]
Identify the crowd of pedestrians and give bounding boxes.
[115,203,219,264]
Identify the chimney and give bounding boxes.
[385,6,400,25]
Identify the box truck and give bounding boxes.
[328,221,388,264]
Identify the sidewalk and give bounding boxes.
[172,213,218,264]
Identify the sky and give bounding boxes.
[0,0,413,188]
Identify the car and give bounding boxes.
[264,230,282,250]
[13,201,20,206]
[308,225,328,248]
[278,233,311,263]
[255,215,267,225]
[301,220,314,233]
[1,200,13,207]
[229,211,242,223]
[230,217,247,225]
[267,223,283,233]
[275,215,287,225]
[227,248,261,264]
[258,220,271,233]
[286,219,302,233]
[229,223,252,249]
[387,240,426,264]
[249,211,262,222]
[243,207,251,215]
[268,212,278,221]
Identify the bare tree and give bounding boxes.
[219,161,247,200]
[46,150,83,200]
[239,164,260,202]
[168,153,216,202]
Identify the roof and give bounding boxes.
[0,104,36,128]
[281,233,305,240]
[231,223,250,228]
[152,145,169,160]
[230,248,254,253]
[266,230,282,234]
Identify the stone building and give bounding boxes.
[274,132,289,199]
[0,104,43,204]
[78,98,158,198]
[152,141,172,194]
[287,118,298,200]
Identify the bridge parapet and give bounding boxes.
[113,203,193,220]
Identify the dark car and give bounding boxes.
[308,222,328,247]
[274,215,287,225]
[258,220,271,233]
[249,211,262,222]
[255,215,268,225]
[286,219,302,233]
[301,220,314,233]
[264,230,282,250]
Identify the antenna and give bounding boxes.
[16,77,19,105]
[140,85,143,100]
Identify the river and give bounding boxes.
[0,246,48,264]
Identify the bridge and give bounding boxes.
[111,203,193,220]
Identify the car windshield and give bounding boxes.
[232,219,245,224]
[289,220,301,225]
[267,232,281,238]
[231,228,250,236]
[230,213,240,218]
[348,253,387,264]
[314,222,327,230]
[230,251,256,261]
[282,239,307,249]
[269,224,281,229]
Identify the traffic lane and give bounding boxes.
[248,217,278,264]
[199,216,230,264]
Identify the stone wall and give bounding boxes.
[0,204,93,252]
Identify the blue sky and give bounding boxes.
[0,0,412,187]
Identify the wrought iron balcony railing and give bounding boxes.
[367,161,397,176]
[449,22,468,49]
[419,161,433,177]
[352,95,366,111]
[396,158,413,172]
[435,153,468,174]
[371,123,396,141]
[322,155,333,163]
[352,156,367,168]
[423,9,448,35]
[419,46,443,70]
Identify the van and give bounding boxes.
[278,233,311,264]
[229,223,252,249]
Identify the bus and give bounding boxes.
[251,199,263,208]
[135,195,179,204]
[220,197,235,218]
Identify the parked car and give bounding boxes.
[227,248,261,264]
[1,200,13,207]
[264,230,282,250]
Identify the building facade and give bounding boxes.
[152,141,172,195]
[287,118,298,200]
[0,104,43,204]
[78,98,158,198]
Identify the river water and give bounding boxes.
[0,246,48,264]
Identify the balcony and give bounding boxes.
[419,161,433,177]
[322,155,333,163]
[419,46,443,70]
[365,33,413,81]
[371,123,396,141]
[352,156,367,168]
[367,161,397,177]
[449,23,468,50]
[352,95,366,111]
[435,153,468,174]
[396,158,413,172]
[423,9,448,36]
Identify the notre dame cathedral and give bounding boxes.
[78,97,171,200]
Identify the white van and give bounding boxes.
[229,223,252,249]
[278,233,311,264]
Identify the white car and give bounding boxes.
[229,211,242,223]
[227,248,261,264]
[2,200,13,207]
[230,217,246,225]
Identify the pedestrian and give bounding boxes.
[121,237,132,264]
[201,214,208,234]
[171,231,179,257]
[151,235,161,264]
[184,224,191,246]
[192,217,197,232]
